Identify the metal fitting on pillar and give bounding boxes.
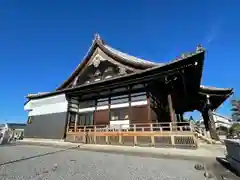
[206,94,210,105]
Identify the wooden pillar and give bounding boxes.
[108,93,111,126]
[176,114,180,122]
[128,86,132,124]
[64,111,71,139]
[74,99,80,132]
[74,113,78,132]
[147,91,151,123]
[201,95,219,141]
[180,113,184,122]
[167,93,176,122]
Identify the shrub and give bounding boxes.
[229,123,240,136]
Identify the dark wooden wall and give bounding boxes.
[130,106,149,124]
[92,105,150,126]
[94,109,109,125]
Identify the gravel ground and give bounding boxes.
[0,145,208,180]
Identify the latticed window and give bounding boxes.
[131,92,147,102]
[79,100,95,108]
[68,112,76,127]
[111,95,129,104]
[78,113,94,125]
[110,108,129,121]
[97,98,109,106]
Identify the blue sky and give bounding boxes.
[0,1,239,123]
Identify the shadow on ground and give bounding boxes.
[216,157,240,178]
[0,146,80,166]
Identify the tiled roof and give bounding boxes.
[200,85,233,92]
[103,44,162,67]
[27,33,206,96]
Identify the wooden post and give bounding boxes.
[66,112,70,134]
[150,123,155,146]
[84,126,86,143]
[202,95,220,141]
[171,134,175,147]
[105,125,109,144]
[119,125,123,144]
[167,93,176,123]
[147,91,151,123]
[94,125,96,144]
[133,124,137,145]
[170,122,175,146]
[73,113,78,141]
[169,122,172,131]
[159,127,162,132]
[74,113,78,133]
[88,129,92,143]
[180,113,184,122]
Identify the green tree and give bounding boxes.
[229,123,240,137]
[231,99,240,122]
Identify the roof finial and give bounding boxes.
[94,33,101,41]
[196,44,204,52]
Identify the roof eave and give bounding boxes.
[26,50,204,100]
[56,36,162,90]
[56,40,99,90]
[199,86,234,96]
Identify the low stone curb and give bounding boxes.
[16,141,220,162]
[16,141,81,149]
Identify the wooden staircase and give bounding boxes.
[191,124,217,144]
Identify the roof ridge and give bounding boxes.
[212,112,232,121]
[103,44,162,65]
[200,85,233,91]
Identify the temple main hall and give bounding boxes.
[24,34,233,140]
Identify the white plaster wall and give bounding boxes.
[24,93,148,116]
[110,120,130,129]
[80,100,148,112]
[199,113,233,129]
[24,94,68,116]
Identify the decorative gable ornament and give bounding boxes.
[104,67,113,73]
[196,44,204,52]
[118,67,126,75]
[94,69,101,76]
[90,54,105,68]
[93,57,101,68]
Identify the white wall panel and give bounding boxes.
[25,94,68,116]
[110,103,129,109]
[96,105,109,110]
[131,100,147,106]
[110,120,130,129]
[78,107,95,113]
[29,102,68,116]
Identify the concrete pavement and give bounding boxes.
[0,145,208,180]
[18,138,226,162]
[2,139,239,179]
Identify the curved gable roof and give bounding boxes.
[56,34,161,90]
[200,85,233,96]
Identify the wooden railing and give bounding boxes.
[66,122,198,148]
